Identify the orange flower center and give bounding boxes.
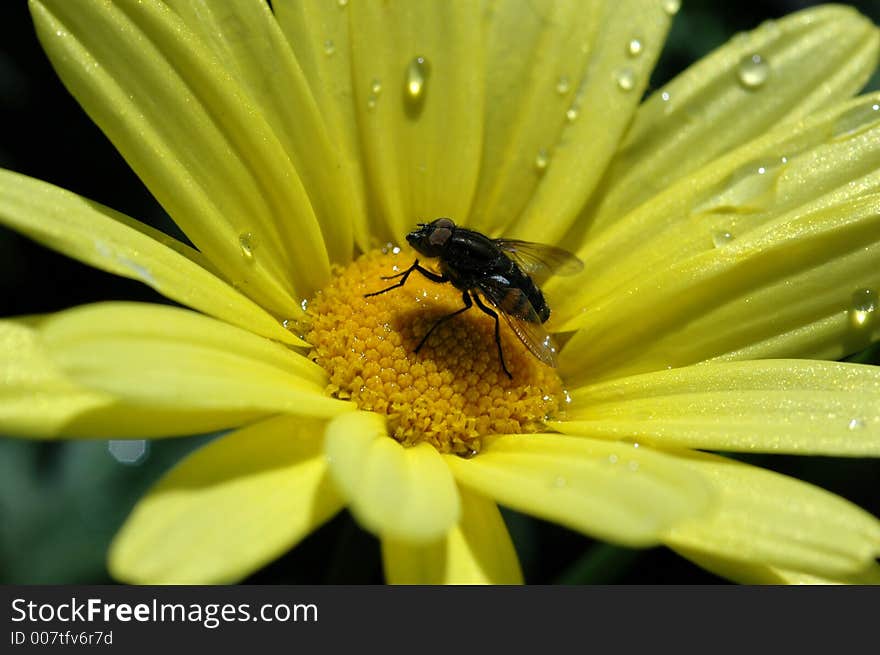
[305,247,566,455]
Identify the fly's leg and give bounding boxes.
[415,291,472,353]
[472,292,512,379]
[364,259,448,297]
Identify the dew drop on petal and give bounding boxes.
[661,0,681,16]
[371,79,383,95]
[552,476,567,488]
[405,56,430,105]
[627,38,643,57]
[534,148,550,173]
[565,107,579,122]
[555,75,571,95]
[832,101,880,141]
[323,39,335,56]
[848,418,865,431]
[849,288,878,329]
[608,454,619,464]
[614,67,636,92]
[737,54,769,90]
[337,0,349,7]
[712,230,735,248]
[239,232,257,262]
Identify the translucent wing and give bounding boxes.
[477,281,559,368]
[493,239,583,283]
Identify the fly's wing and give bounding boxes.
[477,281,559,368]
[493,239,583,284]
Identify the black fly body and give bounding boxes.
[365,218,583,379]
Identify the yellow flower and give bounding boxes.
[2,0,879,584]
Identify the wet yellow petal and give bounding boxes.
[36,302,348,420]
[0,169,302,346]
[382,487,522,584]
[325,412,460,542]
[662,451,880,578]
[675,547,880,585]
[444,433,713,547]
[470,0,671,243]
[584,5,880,234]
[31,0,329,312]
[161,0,360,265]
[272,0,372,250]
[346,1,484,242]
[109,415,343,583]
[554,91,880,381]
[0,320,114,437]
[557,360,880,455]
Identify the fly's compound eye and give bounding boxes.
[428,224,452,247]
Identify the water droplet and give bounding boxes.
[563,389,572,404]
[849,288,877,329]
[337,0,349,7]
[627,38,643,57]
[614,67,636,92]
[848,418,865,431]
[694,156,787,215]
[301,298,309,312]
[661,91,671,102]
[405,56,430,108]
[608,454,619,464]
[555,75,570,95]
[371,79,382,95]
[712,230,735,248]
[552,476,567,488]
[627,461,640,472]
[108,440,149,465]
[239,232,257,262]
[661,0,681,16]
[323,39,335,56]
[391,245,401,255]
[832,101,880,141]
[534,148,550,173]
[282,319,292,330]
[565,107,579,122]
[737,54,769,90]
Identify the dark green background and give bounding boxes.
[1,1,878,584]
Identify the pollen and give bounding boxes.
[305,247,566,455]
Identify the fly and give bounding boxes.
[364,218,583,379]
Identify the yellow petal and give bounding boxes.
[675,546,880,585]
[31,0,329,311]
[346,1,485,242]
[272,0,372,250]
[35,302,348,421]
[109,415,344,583]
[0,169,303,346]
[382,487,522,584]
[469,0,671,243]
[0,319,115,437]
[557,360,880,455]
[444,434,713,548]
[661,451,880,578]
[583,5,880,235]
[554,89,880,381]
[159,1,361,266]
[325,412,460,542]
